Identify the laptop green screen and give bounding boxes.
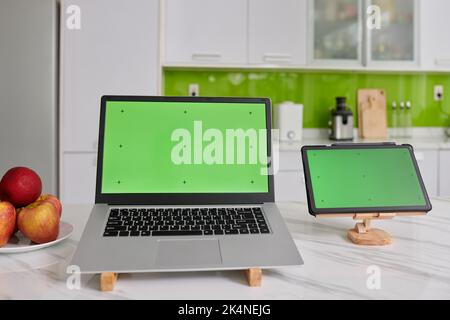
[305,147,427,209]
[101,100,269,194]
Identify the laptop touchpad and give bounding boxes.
[156,239,222,267]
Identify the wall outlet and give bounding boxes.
[188,83,199,97]
[434,85,444,101]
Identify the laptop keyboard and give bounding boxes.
[103,207,270,237]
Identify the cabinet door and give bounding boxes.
[420,0,450,69]
[275,171,307,202]
[61,0,159,152]
[367,0,418,66]
[309,0,362,65]
[164,0,247,64]
[62,153,97,204]
[249,0,307,65]
[414,149,438,197]
[439,150,450,197]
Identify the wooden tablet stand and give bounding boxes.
[317,212,426,246]
[99,268,262,292]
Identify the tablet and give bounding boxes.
[301,143,432,215]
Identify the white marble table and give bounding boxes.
[1,199,450,299]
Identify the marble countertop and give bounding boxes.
[1,199,450,299]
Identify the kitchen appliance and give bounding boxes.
[0,0,58,194]
[330,97,354,141]
[274,102,303,142]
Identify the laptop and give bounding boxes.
[71,96,303,273]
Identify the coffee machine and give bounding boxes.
[330,97,354,141]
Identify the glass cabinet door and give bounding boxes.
[368,0,417,63]
[311,0,361,63]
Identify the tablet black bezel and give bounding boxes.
[301,143,432,216]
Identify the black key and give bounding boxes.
[138,226,148,231]
[160,225,169,231]
[196,221,205,226]
[214,230,224,235]
[105,226,127,232]
[130,231,140,236]
[180,225,190,231]
[252,207,262,213]
[108,216,120,221]
[169,225,180,231]
[248,223,258,229]
[106,221,121,226]
[245,219,256,224]
[103,231,118,237]
[119,231,129,237]
[225,229,238,235]
[212,225,221,230]
[235,219,247,224]
[191,225,201,231]
[239,229,249,234]
[250,228,260,234]
[165,221,175,226]
[222,225,231,230]
[128,226,138,231]
[152,231,203,236]
[260,228,270,233]
[141,231,151,236]
[203,230,213,235]
[149,226,158,231]
[242,214,254,219]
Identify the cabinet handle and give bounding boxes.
[263,53,292,63]
[191,52,222,61]
[435,58,450,67]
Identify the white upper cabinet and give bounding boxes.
[309,0,362,66]
[164,0,247,65]
[366,0,419,67]
[420,0,450,70]
[248,0,307,66]
[61,0,159,152]
[309,0,419,68]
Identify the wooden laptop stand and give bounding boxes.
[99,268,262,292]
[317,212,426,246]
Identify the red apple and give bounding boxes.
[0,167,42,208]
[37,194,62,217]
[0,201,16,247]
[17,201,59,244]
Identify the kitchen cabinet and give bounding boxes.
[367,0,418,66]
[164,0,247,65]
[61,0,159,152]
[62,153,97,204]
[275,171,307,202]
[248,0,307,66]
[309,0,419,67]
[420,0,450,70]
[439,150,450,197]
[309,0,362,65]
[413,149,439,197]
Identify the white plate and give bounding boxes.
[0,221,73,254]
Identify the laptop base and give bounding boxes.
[99,268,262,292]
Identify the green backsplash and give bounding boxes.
[164,69,450,128]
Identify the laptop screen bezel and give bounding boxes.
[95,95,275,205]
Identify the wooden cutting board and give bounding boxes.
[357,89,388,139]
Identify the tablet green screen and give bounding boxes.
[101,100,268,194]
[306,148,427,209]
